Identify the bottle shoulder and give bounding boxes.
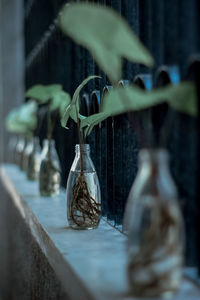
[70,155,96,173]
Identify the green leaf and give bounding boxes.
[167,83,197,116]
[102,82,197,117]
[72,75,101,106]
[6,109,26,134]
[5,101,38,136]
[50,90,71,115]
[61,104,71,129]
[61,75,100,128]
[17,101,38,130]
[81,112,110,137]
[59,3,154,84]
[25,84,62,103]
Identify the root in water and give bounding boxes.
[70,174,101,228]
[128,198,183,297]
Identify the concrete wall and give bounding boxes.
[0,0,24,163]
[0,177,69,300]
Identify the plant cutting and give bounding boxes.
[58,1,198,297]
[61,75,109,229]
[6,100,38,138]
[25,84,71,196]
[25,84,70,141]
[6,100,38,168]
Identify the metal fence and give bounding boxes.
[24,0,200,277]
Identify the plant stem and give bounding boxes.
[47,103,51,141]
[75,105,84,174]
[35,107,44,137]
[47,103,58,140]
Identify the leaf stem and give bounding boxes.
[35,109,44,137]
[75,104,84,174]
[47,102,51,141]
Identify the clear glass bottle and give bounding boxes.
[123,149,184,298]
[23,138,34,172]
[66,144,101,230]
[15,136,26,170]
[27,137,42,181]
[39,139,61,197]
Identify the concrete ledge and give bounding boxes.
[0,164,200,300]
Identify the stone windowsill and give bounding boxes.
[0,164,200,300]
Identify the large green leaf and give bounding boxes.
[61,75,100,128]
[25,84,62,103]
[81,112,110,137]
[59,3,154,84]
[102,82,197,117]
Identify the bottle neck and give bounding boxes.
[75,144,90,156]
[25,139,34,152]
[34,137,40,145]
[138,148,169,174]
[33,137,41,151]
[71,144,94,173]
[42,139,55,148]
[41,139,56,159]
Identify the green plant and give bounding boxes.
[61,75,105,137]
[61,75,102,227]
[6,100,38,137]
[25,84,71,140]
[25,78,105,226]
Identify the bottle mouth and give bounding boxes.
[75,144,90,153]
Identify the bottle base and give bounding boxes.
[69,224,99,230]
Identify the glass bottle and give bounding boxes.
[39,139,61,197]
[23,138,34,172]
[27,137,42,181]
[123,149,184,298]
[66,144,101,230]
[15,136,26,169]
